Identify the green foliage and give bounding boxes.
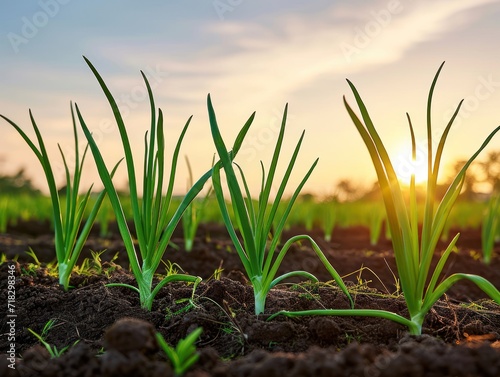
[320,200,337,242]
[344,62,500,334]
[28,319,79,358]
[156,328,202,376]
[270,63,500,335]
[0,194,53,232]
[482,192,500,264]
[0,189,491,238]
[73,249,119,278]
[21,248,58,277]
[209,96,352,314]
[182,156,213,251]
[368,203,385,246]
[77,57,214,310]
[1,104,113,290]
[2,58,498,337]
[0,168,40,195]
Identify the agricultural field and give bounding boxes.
[1,60,499,377]
[1,192,499,376]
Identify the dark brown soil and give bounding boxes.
[1,221,499,376]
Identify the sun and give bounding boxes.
[394,146,428,186]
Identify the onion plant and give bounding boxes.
[368,204,385,246]
[269,63,500,335]
[319,200,337,242]
[156,327,202,376]
[209,96,353,315]
[1,106,115,290]
[95,196,114,237]
[0,197,8,233]
[182,156,213,251]
[292,197,316,231]
[482,192,500,264]
[77,57,250,310]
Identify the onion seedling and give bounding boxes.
[344,63,500,334]
[320,200,337,242]
[1,105,116,290]
[269,63,500,335]
[77,58,251,310]
[209,96,353,315]
[482,192,500,264]
[156,327,202,376]
[182,156,213,251]
[95,197,114,237]
[368,204,385,246]
[0,197,9,233]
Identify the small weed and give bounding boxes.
[298,292,321,301]
[344,332,362,344]
[27,319,79,358]
[21,248,58,278]
[290,281,320,294]
[208,261,224,281]
[165,299,197,321]
[468,250,482,261]
[268,341,280,349]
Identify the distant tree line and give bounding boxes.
[332,150,500,202]
[1,150,499,200]
[0,168,41,195]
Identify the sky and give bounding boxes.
[1,0,500,197]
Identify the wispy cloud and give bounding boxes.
[85,0,496,108]
[1,0,498,193]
